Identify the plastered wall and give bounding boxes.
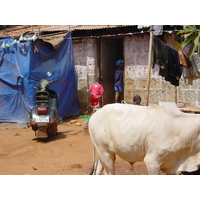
[73,39,96,109]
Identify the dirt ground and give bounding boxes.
[0,114,150,175]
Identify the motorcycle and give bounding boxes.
[30,76,59,139]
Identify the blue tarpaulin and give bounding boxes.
[0,32,79,123]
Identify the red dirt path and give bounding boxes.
[0,116,149,175]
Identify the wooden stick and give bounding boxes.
[145,26,154,106]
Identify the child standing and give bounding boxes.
[114,59,124,103]
[88,78,104,110]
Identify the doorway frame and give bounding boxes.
[96,36,124,106]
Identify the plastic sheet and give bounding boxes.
[0,33,79,123]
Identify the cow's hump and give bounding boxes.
[160,103,182,117]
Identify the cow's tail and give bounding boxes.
[89,145,97,175]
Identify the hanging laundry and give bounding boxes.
[182,53,200,85]
[165,46,182,86]
[182,66,192,84]
[178,51,191,67]
[190,53,200,76]
[158,45,182,86]
[153,36,168,68]
[153,25,163,36]
[153,36,183,86]
[172,40,181,51]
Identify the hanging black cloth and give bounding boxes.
[163,46,183,86]
[153,36,168,68]
[153,36,183,86]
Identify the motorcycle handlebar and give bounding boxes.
[49,79,57,84]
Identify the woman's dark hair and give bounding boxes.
[133,95,141,102]
[96,77,103,83]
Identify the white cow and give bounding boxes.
[89,103,200,175]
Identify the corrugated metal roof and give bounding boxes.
[40,25,135,32]
[0,25,56,37]
[0,25,183,39]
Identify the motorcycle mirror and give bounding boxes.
[46,72,52,77]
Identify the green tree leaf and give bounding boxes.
[188,42,196,58]
[177,25,200,56]
[193,35,200,46]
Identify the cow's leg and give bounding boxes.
[93,158,104,175]
[89,158,103,175]
[99,152,115,175]
[144,155,160,175]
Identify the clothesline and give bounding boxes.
[153,36,199,86]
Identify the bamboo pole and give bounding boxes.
[175,86,178,104]
[145,25,154,106]
[38,25,40,35]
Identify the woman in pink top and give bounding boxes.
[88,78,104,108]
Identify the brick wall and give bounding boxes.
[73,33,200,109]
[124,33,200,106]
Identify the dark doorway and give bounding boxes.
[99,38,123,106]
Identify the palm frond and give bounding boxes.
[188,42,196,58]
[177,25,200,57]
[180,34,197,49]
[177,26,195,35]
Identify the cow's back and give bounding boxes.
[89,103,164,162]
